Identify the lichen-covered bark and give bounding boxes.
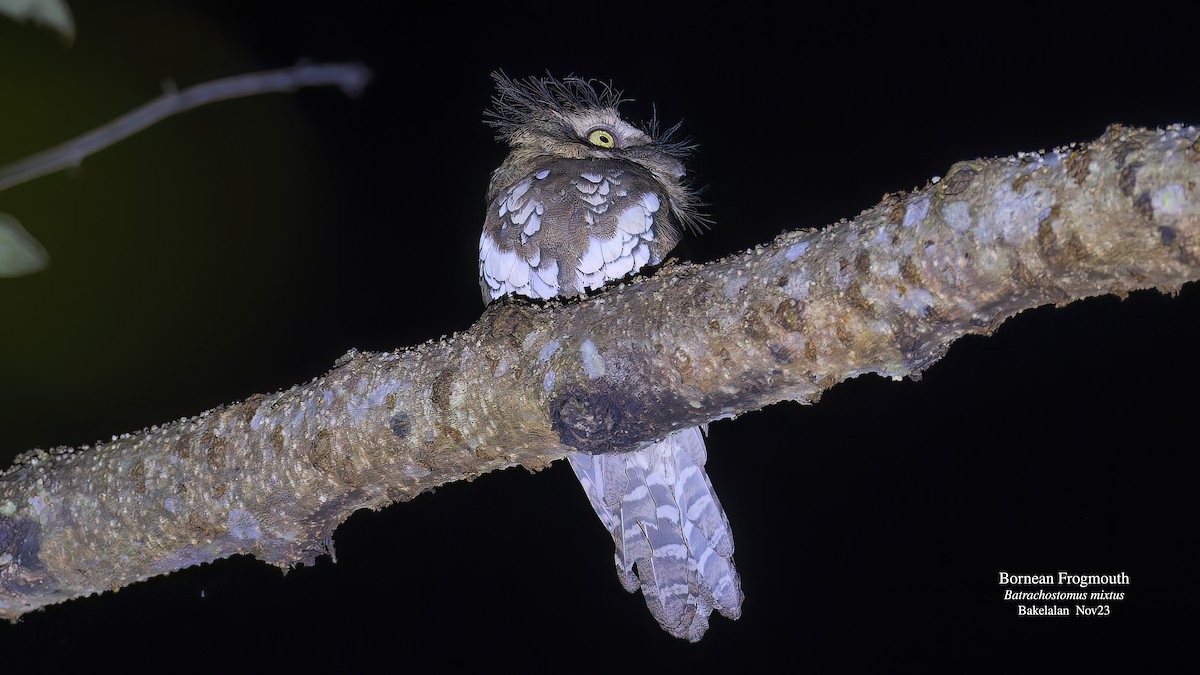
[1,124,1197,619]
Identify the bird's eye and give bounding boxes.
[587,128,616,148]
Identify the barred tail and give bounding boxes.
[567,426,742,641]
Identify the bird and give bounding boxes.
[478,72,743,641]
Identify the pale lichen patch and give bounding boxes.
[785,241,809,261]
[1152,184,1187,216]
[903,197,930,227]
[226,509,262,540]
[895,286,936,316]
[539,340,562,362]
[941,201,972,233]
[347,378,403,422]
[782,269,811,300]
[986,180,1055,245]
[724,273,750,301]
[580,340,606,379]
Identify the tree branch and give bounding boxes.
[1,124,1197,619]
[0,62,372,193]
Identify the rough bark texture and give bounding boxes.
[2,124,1197,619]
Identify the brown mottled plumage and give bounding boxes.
[478,73,742,641]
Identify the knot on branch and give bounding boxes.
[480,298,538,345]
[550,387,628,454]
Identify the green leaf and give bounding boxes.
[0,0,75,42]
[0,212,49,277]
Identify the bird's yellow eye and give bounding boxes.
[587,128,616,148]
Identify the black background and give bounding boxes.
[0,2,1195,671]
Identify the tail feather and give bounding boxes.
[566,426,742,641]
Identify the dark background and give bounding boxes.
[0,2,1195,671]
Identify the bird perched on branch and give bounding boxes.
[478,72,742,641]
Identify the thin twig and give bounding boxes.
[0,62,372,193]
